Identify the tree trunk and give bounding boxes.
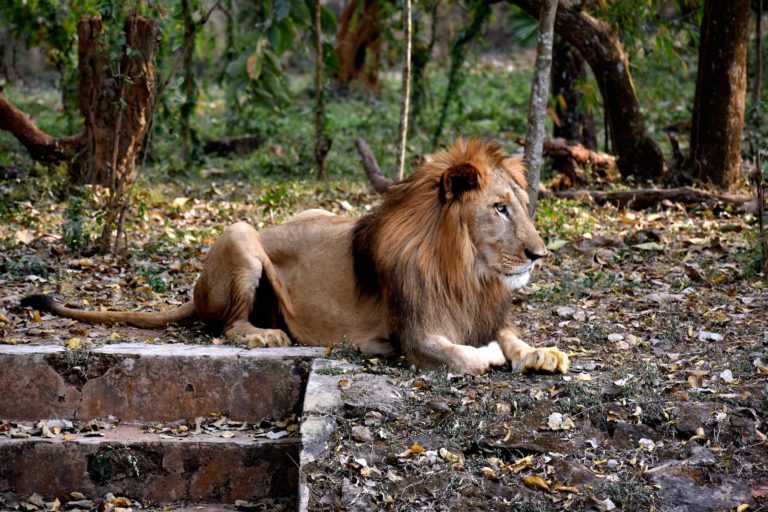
[551,37,597,149]
[753,0,763,114]
[315,0,331,179]
[180,0,198,167]
[524,0,558,217]
[690,0,750,190]
[395,0,413,180]
[512,0,664,182]
[408,0,440,131]
[335,0,381,91]
[73,16,158,186]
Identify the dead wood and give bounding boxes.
[543,186,753,210]
[355,138,391,193]
[519,136,617,189]
[0,92,81,163]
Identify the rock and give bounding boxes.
[610,422,658,450]
[672,402,724,437]
[65,500,94,510]
[651,469,753,512]
[685,444,715,465]
[556,306,575,318]
[26,494,44,508]
[351,426,373,443]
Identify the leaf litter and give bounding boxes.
[1,179,766,511]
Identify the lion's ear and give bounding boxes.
[443,162,485,200]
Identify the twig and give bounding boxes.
[395,0,412,180]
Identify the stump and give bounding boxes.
[72,15,158,187]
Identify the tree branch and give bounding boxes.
[355,138,391,193]
[0,92,80,163]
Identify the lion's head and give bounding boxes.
[353,138,547,347]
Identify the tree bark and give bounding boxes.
[511,0,664,182]
[355,138,391,193]
[395,0,413,180]
[315,0,330,179]
[519,136,616,188]
[335,0,381,91]
[753,0,764,114]
[551,37,597,149]
[690,0,750,190]
[524,0,558,217]
[73,16,158,186]
[0,92,81,163]
[180,0,198,166]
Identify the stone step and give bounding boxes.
[0,424,299,504]
[0,343,324,507]
[0,344,324,423]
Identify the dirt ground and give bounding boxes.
[1,179,766,511]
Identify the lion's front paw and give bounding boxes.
[453,342,506,376]
[243,329,291,348]
[514,347,569,374]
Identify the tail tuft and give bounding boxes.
[20,294,56,312]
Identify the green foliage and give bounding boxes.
[63,191,89,251]
[138,264,169,293]
[591,0,703,66]
[222,0,336,110]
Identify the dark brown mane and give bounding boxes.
[352,139,523,352]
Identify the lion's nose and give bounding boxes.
[524,247,548,261]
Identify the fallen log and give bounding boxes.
[517,136,617,189]
[543,186,754,210]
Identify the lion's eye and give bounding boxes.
[494,203,508,215]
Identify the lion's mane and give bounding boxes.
[352,139,527,355]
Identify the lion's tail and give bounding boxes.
[20,294,198,329]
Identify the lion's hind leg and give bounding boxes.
[194,222,292,348]
[225,321,291,348]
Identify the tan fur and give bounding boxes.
[23,139,568,375]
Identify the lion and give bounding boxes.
[21,138,568,376]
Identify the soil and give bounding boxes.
[0,180,766,511]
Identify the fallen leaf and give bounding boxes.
[719,369,734,383]
[509,455,534,473]
[439,447,463,466]
[547,412,575,430]
[66,337,82,350]
[523,474,549,491]
[633,242,664,251]
[591,497,617,511]
[481,467,498,479]
[698,330,724,342]
[547,239,569,251]
[16,229,35,245]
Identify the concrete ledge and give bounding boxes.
[0,344,325,422]
[298,359,404,512]
[0,425,299,504]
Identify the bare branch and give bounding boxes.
[355,138,391,193]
